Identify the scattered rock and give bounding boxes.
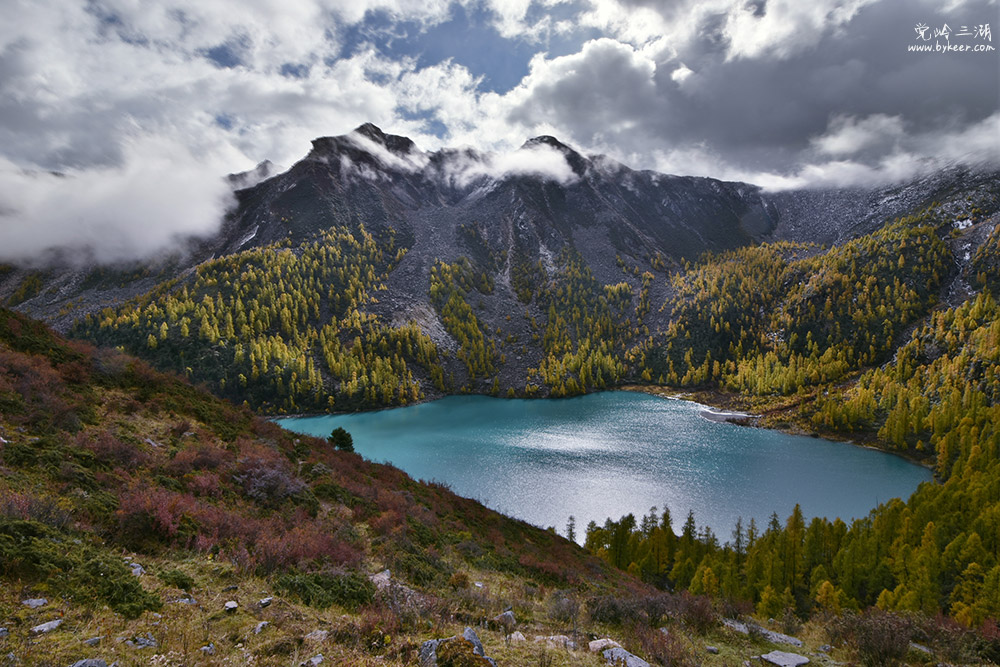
[758,628,803,647]
[706,645,720,654]
[129,562,145,577]
[0,628,7,639]
[83,636,102,646]
[419,628,497,666]
[300,655,323,666]
[21,598,47,608]
[30,619,62,634]
[463,627,485,656]
[419,638,441,666]
[305,629,329,642]
[602,647,651,667]
[254,621,270,635]
[200,643,215,655]
[723,618,750,634]
[224,600,238,612]
[223,585,238,592]
[909,642,932,655]
[369,569,392,590]
[761,650,809,666]
[491,610,516,632]
[508,631,525,642]
[259,596,273,608]
[473,581,483,588]
[817,645,832,653]
[170,596,197,605]
[144,437,163,448]
[70,660,108,667]
[534,634,575,649]
[125,633,158,649]
[589,638,621,652]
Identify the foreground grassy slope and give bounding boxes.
[0,307,666,665]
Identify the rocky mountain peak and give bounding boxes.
[521,135,588,176]
[352,122,419,155]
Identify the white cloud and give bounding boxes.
[0,132,239,264]
[0,0,995,263]
[812,114,906,157]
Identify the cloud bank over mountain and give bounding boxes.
[0,0,996,261]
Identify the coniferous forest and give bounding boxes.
[54,189,1000,644]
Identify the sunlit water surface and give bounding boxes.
[277,392,931,538]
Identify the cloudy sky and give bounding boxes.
[1,0,997,262]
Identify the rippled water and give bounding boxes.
[277,392,932,538]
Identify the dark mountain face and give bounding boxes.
[204,124,780,297]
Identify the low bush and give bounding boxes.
[828,609,912,666]
[0,517,160,618]
[276,571,375,610]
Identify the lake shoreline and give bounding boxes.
[276,391,932,541]
[273,384,936,474]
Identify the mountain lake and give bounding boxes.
[276,391,932,540]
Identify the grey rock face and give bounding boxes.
[462,627,485,656]
[21,598,47,608]
[602,647,651,667]
[125,633,157,649]
[30,619,62,634]
[761,650,809,666]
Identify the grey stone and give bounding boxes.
[589,638,621,652]
[224,600,238,612]
[300,656,323,666]
[126,633,158,649]
[761,650,809,667]
[419,638,440,666]
[509,631,526,642]
[0,628,7,639]
[259,596,273,608]
[200,643,215,655]
[21,598,47,609]
[817,645,832,653]
[534,634,575,649]
[83,636,102,646]
[254,621,270,634]
[305,629,329,642]
[170,596,197,605]
[706,645,719,654]
[129,563,145,577]
[753,625,803,647]
[722,618,750,634]
[369,569,392,590]
[30,619,62,634]
[602,647,652,667]
[492,610,516,630]
[909,642,932,655]
[462,627,484,656]
[223,585,238,592]
[70,660,108,667]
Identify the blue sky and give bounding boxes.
[0,0,997,261]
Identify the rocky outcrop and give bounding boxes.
[420,627,497,667]
[602,646,651,666]
[760,650,809,666]
[589,638,621,652]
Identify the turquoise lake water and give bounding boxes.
[277,391,932,539]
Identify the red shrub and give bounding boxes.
[167,442,231,475]
[187,472,223,497]
[117,485,198,546]
[79,430,148,468]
